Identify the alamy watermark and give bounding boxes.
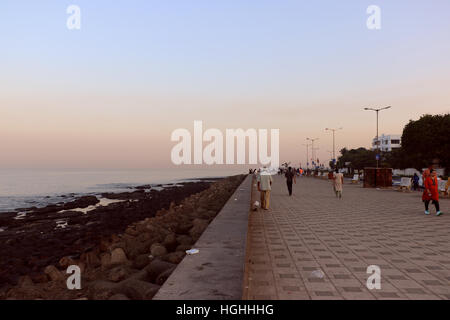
[171,121,279,168]
[367,5,381,30]
[366,265,381,290]
[66,5,81,30]
[66,265,81,290]
[65,5,380,31]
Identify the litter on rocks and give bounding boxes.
[186,249,199,255]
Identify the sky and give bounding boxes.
[1,0,449,169]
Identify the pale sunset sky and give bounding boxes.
[1,0,449,169]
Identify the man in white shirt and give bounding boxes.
[257,167,273,210]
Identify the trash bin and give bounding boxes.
[363,168,392,188]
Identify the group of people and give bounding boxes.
[256,165,344,211]
[255,167,445,216]
[255,166,297,210]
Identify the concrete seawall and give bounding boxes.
[154,175,252,300]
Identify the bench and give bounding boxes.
[399,177,412,191]
[438,180,449,197]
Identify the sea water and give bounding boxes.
[0,168,245,213]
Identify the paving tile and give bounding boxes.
[244,176,450,300]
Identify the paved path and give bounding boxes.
[244,175,450,300]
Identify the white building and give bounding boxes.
[371,134,401,152]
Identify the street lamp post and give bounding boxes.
[307,138,319,168]
[327,150,333,168]
[364,106,391,168]
[325,127,343,165]
[302,143,311,169]
[312,147,320,168]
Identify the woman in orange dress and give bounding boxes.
[422,169,442,216]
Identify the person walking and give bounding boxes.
[333,168,344,199]
[422,169,442,216]
[413,173,420,191]
[257,167,273,210]
[285,166,296,196]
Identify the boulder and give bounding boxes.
[126,239,151,260]
[145,259,176,283]
[117,279,160,300]
[85,251,101,269]
[78,262,86,274]
[136,232,152,243]
[88,280,118,300]
[162,233,177,252]
[18,275,34,288]
[109,241,126,251]
[100,253,112,270]
[30,273,49,284]
[110,248,129,266]
[174,219,194,234]
[176,244,192,252]
[110,234,121,244]
[109,293,130,300]
[155,266,176,285]
[127,269,150,282]
[176,235,193,246]
[99,239,110,252]
[133,254,151,270]
[125,226,139,236]
[59,256,77,269]
[88,278,159,300]
[108,266,131,283]
[62,196,99,210]
[189,218,209,239]
[44,265,64,282]
[162,251,185,264]
[150,243,167,257]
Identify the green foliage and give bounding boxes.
[400,114,450,172]
[337,147,377,171]
[382,148,407,169]
[338,114,450,175]
[328,160,335,169]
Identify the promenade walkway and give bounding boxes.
[244,175,450,300]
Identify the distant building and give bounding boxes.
[371,134,401,152]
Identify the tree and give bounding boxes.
[329,160,335,170]
[400,114,450,174]
[382,148,407,169]
[337,147,377,172]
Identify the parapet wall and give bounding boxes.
[153,175,252,300]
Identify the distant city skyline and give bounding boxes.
[1,0,449,168]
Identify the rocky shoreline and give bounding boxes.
[0,174,246,300]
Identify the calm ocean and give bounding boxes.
[0,168,246,213]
